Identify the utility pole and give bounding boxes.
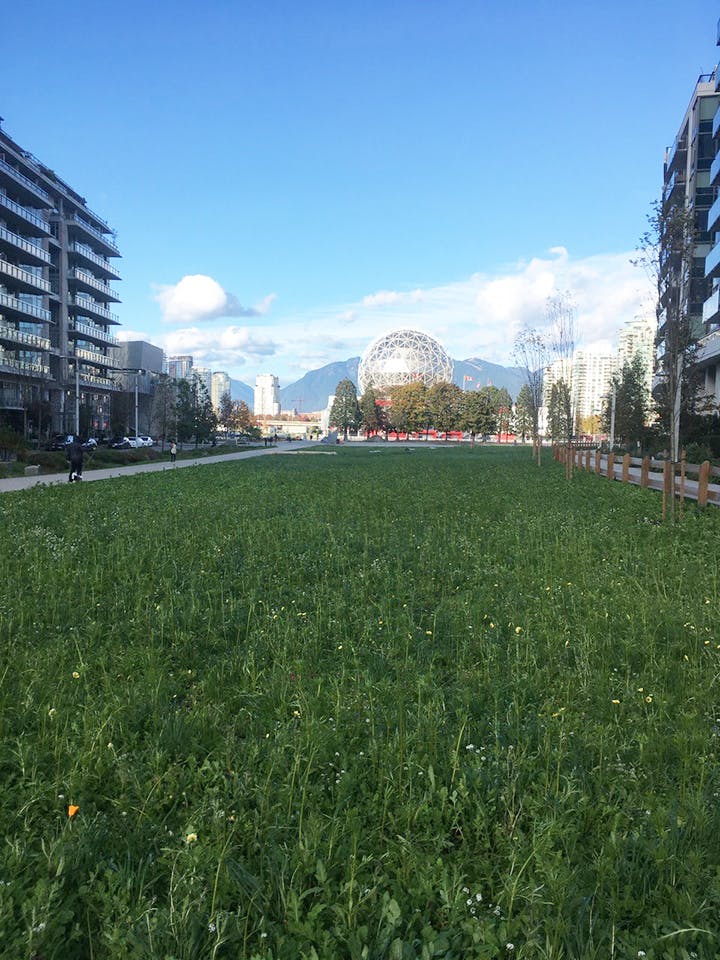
[609,381,616,451]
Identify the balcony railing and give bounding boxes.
[0,259,51,293]
[0,355,50,377]
[0,156,51,203]
[67,214,120,255]
[697,329,720,363]
[0,192,51,235]
[0,291,51,322]
[76,346,119,368]
[68,242,121,279]
[79,372,115,389]
[663,169,687,201]
[0,224,51,264]
[70,319,118,346]
[0,323,50,350]
[68,267,120,301]
[68,296,119,324]
[666,136,687,172]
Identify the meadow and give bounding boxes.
[1,446,719,959]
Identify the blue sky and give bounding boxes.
[3,0,718,384]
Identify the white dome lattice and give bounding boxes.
[358,328,454,395]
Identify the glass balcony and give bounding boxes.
[79,371,116,389]
[0,259,50,294]
[67,214,120,256]
[0,224,51,265]
[0,193,52,235]
[697,329,720,363]
[0,354,50,377]
[67,267,120,302]
[708,193,720,235]
[703,289,720,325]
[666,136,687,173]
[711,152,720,187]
[75,346,120,368]
[68,296,119,325]
[69,319,118,346]
[0,291,51,323]
[68,242,121,280]
[0,323,51,350]
[706,241,720,279]
[663,169,687,201]
[0,388,24,409]
[0,156,51,203]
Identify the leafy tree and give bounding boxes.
[387,382,429,437]
[329,378,361,440]
[495,386,513,438]
[427,381,463,437]
[460,389,497,443]
[218,391,234,434]
[151,374,177,448]
[360,386,386,437]
[601,354,648,447]
[514,384,534,441]
[229,399,256,435]
[512,328,547,463]
[635,198,701,462]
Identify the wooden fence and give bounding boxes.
[553,446,720,509]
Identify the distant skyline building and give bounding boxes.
[193,365,212,398]
[617,315,656,404]
[254,373,280,416]
[211,371,230,411]
[542,351,616,430]
[165,355,193,380]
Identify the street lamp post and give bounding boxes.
[116,368,147,438]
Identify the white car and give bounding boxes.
[137,436,154,447]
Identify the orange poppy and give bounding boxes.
[68,804,79,818]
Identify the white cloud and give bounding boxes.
[153,274,276,324]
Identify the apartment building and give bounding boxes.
[542,353,616,430]
[254,373,280,416]
[0,122,121,436]
[699,23,720,404]
[211,371,230,411]
[617,315,656,404]
[165,355,193,380]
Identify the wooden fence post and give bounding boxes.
[640,456,649,488]
[595,450,602,475]
[607,452,615,479]
[585,450,590,471]
[622,453,630,483]
[698,460,710,507]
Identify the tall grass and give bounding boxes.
[0,447,719,959]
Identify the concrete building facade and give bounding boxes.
[211,371,230,411]
[0,121,121,436]
[165,355,193,380]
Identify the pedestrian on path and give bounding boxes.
[170,440,177,464]
[67,439,84,482]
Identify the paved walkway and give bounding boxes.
[0,441,316,494]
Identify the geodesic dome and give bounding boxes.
[358,328,454,395]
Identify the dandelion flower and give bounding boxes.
[292,709,300,718]
[515,626,522,634]
[645,695,653,703]
[185,832,197,844]
[67,804,79,818]
[48,708,56,717]
[337,644,343,650]
[612,699,620,705]
[72,671,80,679]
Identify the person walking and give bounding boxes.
[67,438,84,482]
[170,440,177,464]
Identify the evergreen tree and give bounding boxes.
[601,354,648,446]
[460,389,497,443]
[514,384,534,441]
[329,379,361,440]
[150,374,177,448]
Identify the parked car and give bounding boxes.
[82,438,98,451]
[136,436,154,447]
[109,436,131,449]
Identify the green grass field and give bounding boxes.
[1,446,719,959]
